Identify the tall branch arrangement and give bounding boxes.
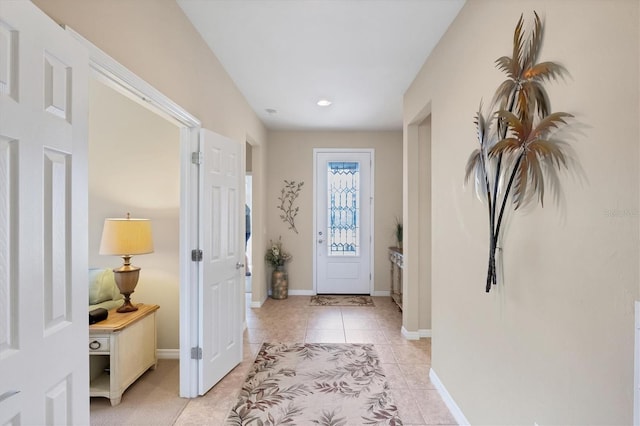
[277,180,304,234]
[465,12,574,293]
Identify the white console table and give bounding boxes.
[89,304,159,406]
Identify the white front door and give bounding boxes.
[198,129,243,394]
[315,150,373,294]
[0,2,89,424]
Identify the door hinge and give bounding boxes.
[191,346,202,360]
[191,249,203,262]
[191,151,202,165]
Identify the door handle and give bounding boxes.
[0,390,20,403]
[236,262,245,269]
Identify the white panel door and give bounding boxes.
[198,129,243,395]
[315,151,373,294]
[0,2,89,425]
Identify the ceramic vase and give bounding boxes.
[271,266,288,299]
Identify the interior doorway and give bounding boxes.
[88,79,181,357]
[245,141,253,293]
[71,25,257,399]
[245,175,253,293]
[403,105,432,338]
[68,28,204,398]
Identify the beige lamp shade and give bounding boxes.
[99,218,154,256]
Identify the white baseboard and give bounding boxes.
[280,290,390,297]
[250,291,314,306]
[157,349,179,359]
[419,328,432,338]
[401,326,420,340]
[250,297,266,308]
[635,301,640,426]
[429,368,470,426]
[401,326,432,340]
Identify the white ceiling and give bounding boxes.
[177,0,465,131]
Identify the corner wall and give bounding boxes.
[404,0,639,423]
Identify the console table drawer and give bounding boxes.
[89,337,109,352]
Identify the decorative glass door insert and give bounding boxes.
[327,161,360,257]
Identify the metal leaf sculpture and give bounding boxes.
[465,12,575,292]
[277,180,304,234]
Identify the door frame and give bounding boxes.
[312,148,375,295]
[66,28,203,398]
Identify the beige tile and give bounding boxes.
[307,316,344,329]
[376,309,400,319]
[414,389,458,425]
[173,295,444,426]
[378,320,403,332]
[304,328,346,343]
[340,307,378,318]
[275,321,308,332]
[266,296,306,306]
[343,316,379,330]
[373,344,397,363]
[385,334,415,346]
[392,388,427,424]
[379,322,402,333]
[381,363,409,389]
[244,328,267,343]
[176,385,238,425]
[308,306,342,316]
[247,343,262,357]
[391,343,431,364]
[246,316,269,328]
[262,329,306,343]
[398,363,435,389]
[345,329,388,344]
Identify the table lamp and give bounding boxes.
[99,213,154,313]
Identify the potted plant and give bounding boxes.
[395,218,403,249]
[265,237,292,299]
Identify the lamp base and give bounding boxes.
[117,295,139,313]
[113,265,141,314]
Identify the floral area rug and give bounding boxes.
[309,295,375,306]
[225,343,402,425]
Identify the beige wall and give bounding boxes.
[266,131,402,295]
[34,0,271,317]
[89,79,180,349]
[33,0,265,144]
[404,0,639,424]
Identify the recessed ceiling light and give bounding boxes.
[316,99,332,107]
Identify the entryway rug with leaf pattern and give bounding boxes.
[225,343,402,425]
[309,295,375,306]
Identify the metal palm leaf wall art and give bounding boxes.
[464,12,576,292]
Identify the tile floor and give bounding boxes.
[174,295,457,425]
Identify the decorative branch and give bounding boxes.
[464,12,577,293]
[277,180,304,234]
